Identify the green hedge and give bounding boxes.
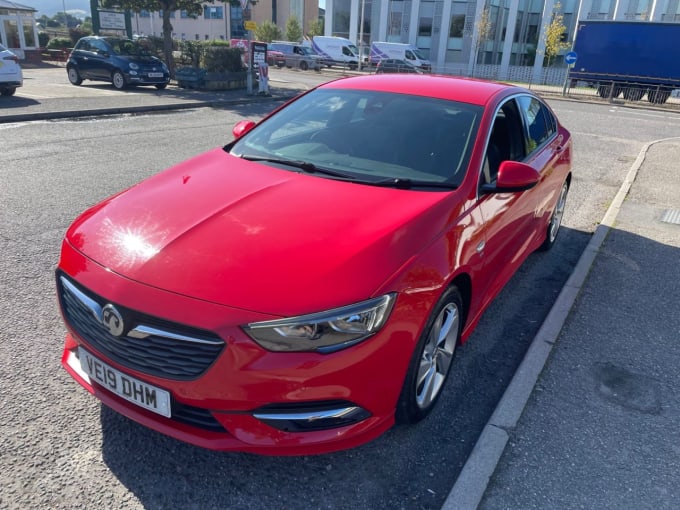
[46,37,72,50]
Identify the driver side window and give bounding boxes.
[482,99,526,185]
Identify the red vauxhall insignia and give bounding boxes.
[57,75,572,455]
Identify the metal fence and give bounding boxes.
[430,63,680,110]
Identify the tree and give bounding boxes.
[285,14,302,42]
[543,2,570,67]
[254,20,282,43]
[100,1,219,77]
[472,7,491,77]
[307,18,324,38]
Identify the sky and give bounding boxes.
[29,0,91,18]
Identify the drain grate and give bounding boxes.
[660,209,680,225]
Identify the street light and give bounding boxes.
[358,0,365,71]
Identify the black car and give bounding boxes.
[67,36,170,90]
[375,59,423,74]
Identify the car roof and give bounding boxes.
[320,74,522,107]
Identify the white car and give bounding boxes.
[0,43,23,96]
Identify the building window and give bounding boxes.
[231,5,245,38]
[387,0,404,40]
[205,6,224,19]
[139,10,150,18]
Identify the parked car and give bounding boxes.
[269,41,322,71]
[0,43,23,96]
[266,47,286,68]
[57,74,572,455]
[66,36,170,90]
[375,58,423,74]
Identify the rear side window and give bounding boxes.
[517,95,556,154]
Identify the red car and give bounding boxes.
[57,75,572,455]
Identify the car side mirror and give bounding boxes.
[232,120,256,139]
[481,160,540,194]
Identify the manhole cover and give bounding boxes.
[660,209,680,225]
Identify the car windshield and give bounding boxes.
[108,39,149,56]
[228,88,482,188]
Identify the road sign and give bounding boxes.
[244,21,257,31]
[565,51,577,65]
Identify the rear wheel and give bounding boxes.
[623,87,645,101]
[648,89,670,104]
[67,66,82,86]
[539,181,569,251]
[396,286,463,424]
[112,70,126,90]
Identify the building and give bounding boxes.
[324,0,680,80]
[131,0,318,42]
[0,0,39,57]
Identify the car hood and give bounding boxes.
[66,149,454,316]
[119,54,163,65]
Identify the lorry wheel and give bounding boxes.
[623,87,644,101]
[648,89,670,104]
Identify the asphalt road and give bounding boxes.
[1,98,679,509]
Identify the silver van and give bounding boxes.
[269,42,322,71]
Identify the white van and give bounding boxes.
[369,42,431,71]
[311,36,359,70]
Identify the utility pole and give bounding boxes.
[358,0,365,71]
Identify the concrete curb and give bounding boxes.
[0,93,299,124]
[441,136,679,510]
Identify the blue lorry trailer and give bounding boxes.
[569,21,680,104]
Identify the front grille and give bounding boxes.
[57,272,225,380]
[172,400,226,432]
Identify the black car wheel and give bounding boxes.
[0,87,16,96]
[396,286,463,424]
[67,66,83,86]
[155,83,168,90]
[112,70,127,90]
[299,61,308,71]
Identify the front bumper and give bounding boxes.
[57,242,425,454]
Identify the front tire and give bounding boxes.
[0,87,16,96]
[299,61,308,71]
[155,83,168,90]
[396,286,463,424]
[67,66,82,86]
[539,181,569,251]
[112,70,127,90]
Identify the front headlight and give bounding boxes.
[243,294,396,353]
[129,62,139,70]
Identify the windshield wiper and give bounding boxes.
[369,177,458,190]
[239,155,355,180]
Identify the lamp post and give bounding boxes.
[358,0,365,71]
[62,0,68,30]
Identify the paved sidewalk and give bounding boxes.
[445,139,680,509]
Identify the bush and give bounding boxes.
[203,45,244,73]
[46,37,72,50]
[69,27,91,45]
[38,31,50,48]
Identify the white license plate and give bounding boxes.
[148,72,163,78]
[78,347,171,418]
